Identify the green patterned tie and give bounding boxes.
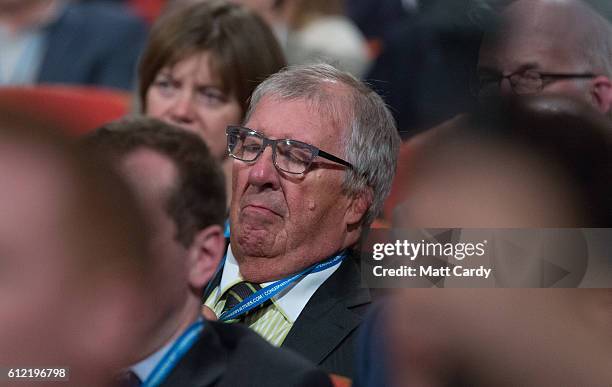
[219,281,271,322]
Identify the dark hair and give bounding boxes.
[138,0,286,114]
[83,117,227,246]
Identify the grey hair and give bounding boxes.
[245,63,401,226]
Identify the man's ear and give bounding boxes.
[345,187,373,226]
[590,76,612,113]
[186,225,225,289]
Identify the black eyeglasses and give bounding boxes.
[226,126,354,174]
[474,69,596,97]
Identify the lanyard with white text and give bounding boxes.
[143,318,204,387]
[218,251,347,322]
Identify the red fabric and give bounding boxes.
[370,218,391,229]
[127,0,166,25]
[0,85,131,136]
[329,374,352,387]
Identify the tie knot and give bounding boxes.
[219,281,271,320]
[222,281,262,310]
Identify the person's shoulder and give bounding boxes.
[51,2,147,53]
[208,321,333,387]
[60,1,146,30]
[209,321,309,365]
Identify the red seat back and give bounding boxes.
[0,85,131,136]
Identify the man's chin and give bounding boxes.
[236,257,294,283]
[237,208,284,233]
[234,226,279,257]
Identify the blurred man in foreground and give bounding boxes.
[0,109,154,386]
[357,96,612,386]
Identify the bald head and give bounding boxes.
[477,0,612,114]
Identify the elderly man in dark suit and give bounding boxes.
[85,118,331,387]
[203,63,400,378]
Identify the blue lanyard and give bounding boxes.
[143,319,204,387]
[218,251,347,322]
[223,219,231,238]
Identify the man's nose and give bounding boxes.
[169,91,196,124]
[246,146,281,190]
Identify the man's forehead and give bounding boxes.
[508,1,584,35]
[246,95,347,146]
[501,0,589,22]
[479,0,588,71]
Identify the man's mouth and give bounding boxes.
[241,203,283,218]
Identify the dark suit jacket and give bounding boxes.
[365,1,480,137]
[353,303,391,387]
[38,2,147,90]
[204,250,372,378]
[160,321,332,387]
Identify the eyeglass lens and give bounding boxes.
[228,129,315,174]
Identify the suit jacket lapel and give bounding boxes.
[281,254,371,365]
[160,324,228,387]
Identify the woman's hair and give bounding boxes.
[138,0,286,114]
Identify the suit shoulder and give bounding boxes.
[55,2,147,35]
[208,322,333,387]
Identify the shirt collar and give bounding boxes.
[218,244,341,323]
[130,317,205,382]
[130,335,177,383]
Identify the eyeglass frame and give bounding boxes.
[473,69,596,97]
[226,125,355,174]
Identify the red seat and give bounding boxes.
[127,0,167,25]
[330,374,352,387]
[0,85,131,136]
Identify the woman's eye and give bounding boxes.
[197,88,227,106]
[152,78,177,95]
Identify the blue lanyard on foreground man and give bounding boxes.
[218,251,347,322]
[143,318,205,387]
